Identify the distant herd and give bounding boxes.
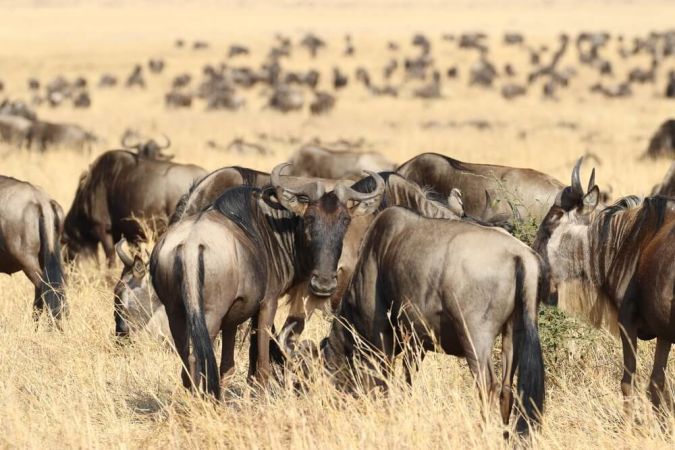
[2,29,675,153]
[2,140,675,436]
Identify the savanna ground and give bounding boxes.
[1,0,675,448]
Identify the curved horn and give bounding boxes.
[587,167,596,192]
[115,238,134,267]
[334,171,386,217]
[335,171,385,203]
[271,163,325,200]
[159,133,171,149]
[271,163,326,215]
[571,157,583,194]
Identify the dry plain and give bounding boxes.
[1,1,675,448]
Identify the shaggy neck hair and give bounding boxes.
[551,195,672,335]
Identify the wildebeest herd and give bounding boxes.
[2,29,675,155]
[2,27,675,440]
[2,133,675,437]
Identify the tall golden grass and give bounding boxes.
[1,1,674,448]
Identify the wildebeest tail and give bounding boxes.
[175,243,220,398]
[514,255,545,435]
[37,201,67,320]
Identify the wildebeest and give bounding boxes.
[532,159,675,414]
[0,176,67,320]
[120,132,174,160]
[287,145,396,179]
[269,85,304,112]
[285,206,545,434]
[0,114,32,146]
[397,152,564,225]
[63,150,207,266]
[25,120,97,152]
[114,238,169,339]
[642,118,675,159]
[150,164,385,397]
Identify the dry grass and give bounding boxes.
[1,0,675,448]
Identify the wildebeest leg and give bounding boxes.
[648,337,672,415]
[92,224,114,268]
[500,322,516,429]
[165,304,191,389]
[255,296,279,385]
[219,324,238,394]
[464,332,497,421]
[619,320,638,418]
[18,256,45,318]
[248,315,258,380]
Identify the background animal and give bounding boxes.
[397,152,564,225]
[63,150,207,266]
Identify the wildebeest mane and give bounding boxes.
[235,166,264,186]
[212,186,263,243]
[587,195,673,314]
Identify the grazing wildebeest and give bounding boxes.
[114,238,169,340]
[652,162,675,197]
[533,159,675,415]
[397,152,564,225]
[0,176,67,320]
[63,150,207,266]
[114,166,271,338]
[285,206,546,435]
[25,120,97,152]
[150,164,385,397]
[287,145,396,180]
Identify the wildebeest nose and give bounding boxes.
[309,272,338,297]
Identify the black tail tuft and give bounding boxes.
[514,257,545,435]
[176,244,220,398]
[37,206,66,320]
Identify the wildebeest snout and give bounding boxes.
[309,271,338,297]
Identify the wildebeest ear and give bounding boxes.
[582,185,600,213]
[132,255,146,279]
